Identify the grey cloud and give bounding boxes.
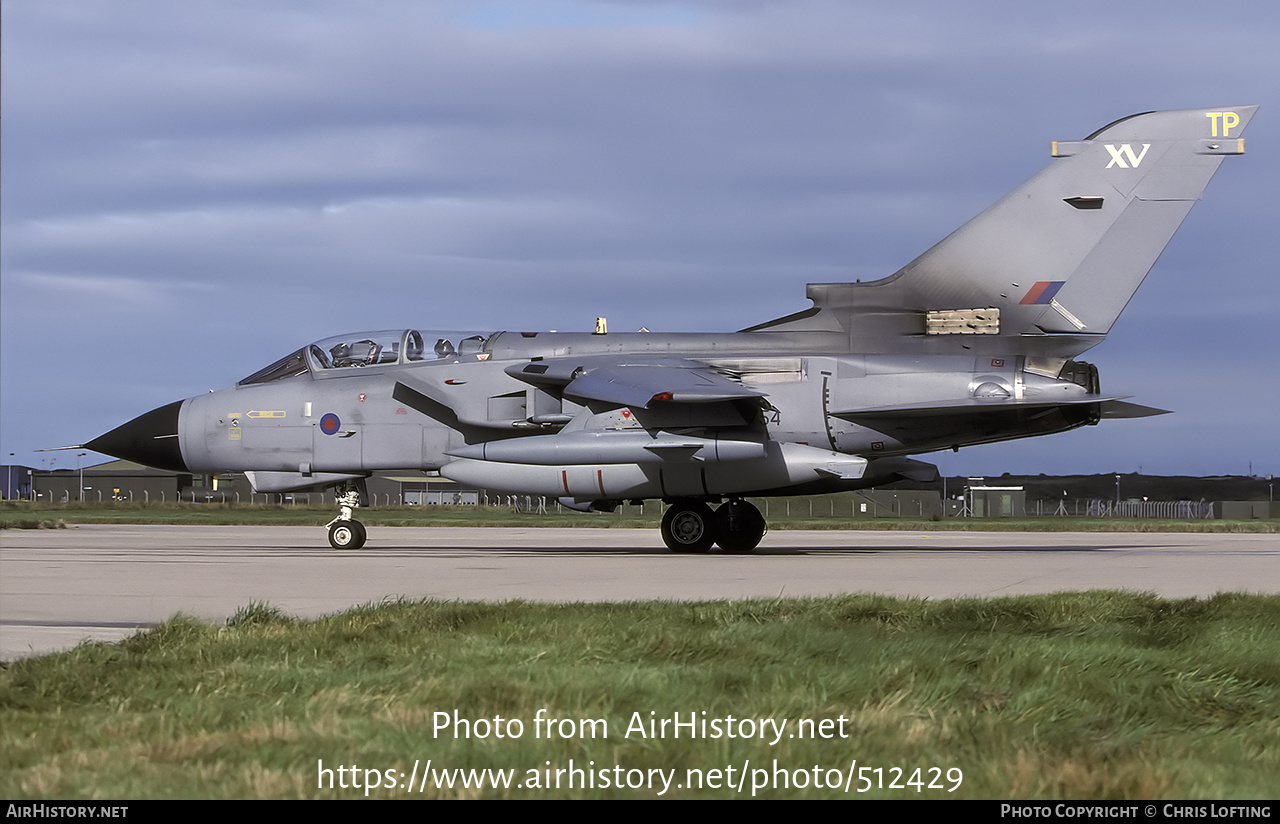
[3,0,1276,475]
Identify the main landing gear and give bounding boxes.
[660,498,767,554]
[326,483,367,549]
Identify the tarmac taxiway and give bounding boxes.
[2,524,1277,660]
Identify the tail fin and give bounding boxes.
[756,107,1257,354]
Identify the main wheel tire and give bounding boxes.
[328,519,367,550]
[714,500,766,553]
[661,502,715,553]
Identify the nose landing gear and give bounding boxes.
[325,483,367,549]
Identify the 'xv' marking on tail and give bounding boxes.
[1105,143,1150,169]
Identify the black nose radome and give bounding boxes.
[86,400,188,472]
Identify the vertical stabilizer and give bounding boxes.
[758,107,1256,353]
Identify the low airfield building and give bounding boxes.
[1,465,35,500]
[33,460,194,504]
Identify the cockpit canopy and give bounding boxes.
[238,329,490,385]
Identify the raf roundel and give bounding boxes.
[319,413,341,436]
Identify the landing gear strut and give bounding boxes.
[660,499,767,554]
[325,482,367,549]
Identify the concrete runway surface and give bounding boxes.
[2,524,1277,660]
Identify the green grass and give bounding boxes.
[3,593,1278,798]
[2,500,1276,532]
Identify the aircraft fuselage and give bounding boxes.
[152,328,1099,500]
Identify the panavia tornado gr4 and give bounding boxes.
[87,106,1256,551]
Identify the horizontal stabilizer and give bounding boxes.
[831,394,1131,421]
[863,456,940,484]
[1098,400,1171,418]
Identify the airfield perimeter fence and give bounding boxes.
[33,490,347,506]
[376,495,1219,519]
[22,488,1223,519]
[1025,499,1215,519]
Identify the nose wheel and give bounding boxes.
[327,519,367,550]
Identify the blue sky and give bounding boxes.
[2,0,1276,478]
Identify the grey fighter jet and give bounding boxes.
[87,106,1257,551]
